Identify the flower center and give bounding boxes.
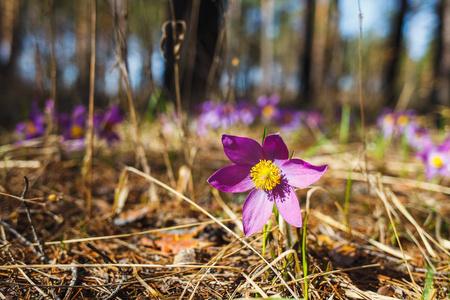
[262,105,275,119]
[250,160,281,191]
[397,115,409,126]
[26,120,36,135]
[71,125,84,138]
[432,156,443,168]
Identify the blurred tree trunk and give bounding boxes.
[75,1,91,105]
[432,0,450,107]
[311,1,330,107]
[297,0,315,107]
[0,0,24,125]
[0,0,20,77]
[260,0,274,94]
[114,0,129,105]
[163,0,222,110]
[321,0,340,115]
[382,0,408,107]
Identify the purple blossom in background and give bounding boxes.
[15,99,45,139]
[218,103,240,129]
[44,99,55,121]
[304,110,323,129]
[377,108,416,139]
[197,101,240,136]
[404,122,433,153]
[159,112,180,139]
[59,105,86,140]
[277,108,303,133]
[235,100,258,125]
[424,139,450,179]
[396,110,416,134]
[377,109,396,138]
[95,104,124,143]
[257,94,280,122]
[58,105,86,151]
[197,101,221,136]
[208,134,328,237]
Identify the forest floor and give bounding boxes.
[0,123,449,300]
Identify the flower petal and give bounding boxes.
[279,159,328,189]
[207,164,254,193]
[222,135,263,165]
[242,189,274,237]
[273,185,302,227]
[262,134,289,160]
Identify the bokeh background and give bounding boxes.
[0,0,448,129]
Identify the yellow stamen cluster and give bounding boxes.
[26,121,36,135]
[71,125,84,138]
[250,159,281,191]
[397,115,409,126]
[262,105,275,118]
[432,156,443,168]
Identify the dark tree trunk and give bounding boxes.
[0,0,26,126]
[297,0,315,107]
[382,0,408,107]
[432,0,450,107]
[163,0,223,111]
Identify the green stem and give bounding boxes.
[302,212,308,300]
[344,169,353,227]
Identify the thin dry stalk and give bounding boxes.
[132,265,166,299]
[329,170,450,195]
[181,240,242,300]
[62,262,78,300]
[82,0,96,217]
[357,0,368,180]
[21,177,45,261]
[113,4,158,203]
[168,0,190,165]
[124,166,298,298]
[17,265,50,299]
[38,218,239,246]
[376,185,421,296]
[212,188,243,232]
[388,189,450,256]
[237,249,301,294]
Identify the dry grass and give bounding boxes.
[0,124,449,299]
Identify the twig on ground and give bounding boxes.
[21,176,46,261]
[61,262,78,300]
[17,262,51,299]
[86,242,128,300]
[0,220,37,253]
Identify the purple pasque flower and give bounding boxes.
[15,99,45,139]
[424,139,450,179]
[58,105,87,140]
[404,121,433,152]
[208,134,328,237]
[235,100,258,125]
[57,105,87,151]
[196,101,240,136]
[277,108,303,133]
[95,104,124,143]
[377,108,416,139]
[257,94,280,122]
[396,110,416,134]
[304,110,323,129]
[377,108,396,138]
